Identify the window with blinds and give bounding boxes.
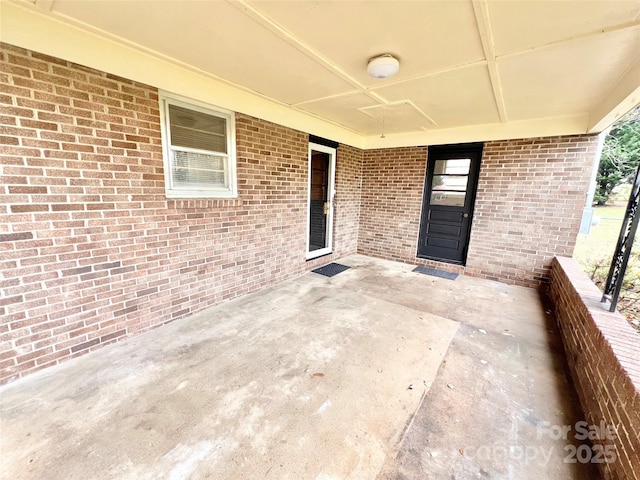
[160,93,237,198]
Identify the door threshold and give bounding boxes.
[306,252,333,262]
[416,255,465,267]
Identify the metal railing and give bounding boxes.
[602,165,640,311]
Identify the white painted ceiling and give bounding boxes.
[9,0,640,144]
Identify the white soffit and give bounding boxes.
[1,0,640,149]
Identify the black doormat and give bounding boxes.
[312,263,351,277]
[412,265,458,280]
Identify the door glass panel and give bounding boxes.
[432,175,468,191]
[430,191,466,206]
[433,158,471,175]
[431,158,470,206]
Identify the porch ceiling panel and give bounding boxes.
[3,0,640,148]
[358,102,435,134]
[49,0,357,105]
[488,0,640,56]
[246,0,486,86]
[499,26,640,121]
[371,64,501,129]
[297,93,381,136]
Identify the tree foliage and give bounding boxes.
[595,105,640,205]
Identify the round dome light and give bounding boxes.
[367,54,400,79]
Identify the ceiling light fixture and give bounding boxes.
[367,54,400,79]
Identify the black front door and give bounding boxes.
[417,143,483,265]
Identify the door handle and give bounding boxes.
[463,213,469,218]
[324,202,329,215]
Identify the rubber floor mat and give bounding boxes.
[312,263,351,277]
[412,265,458,280]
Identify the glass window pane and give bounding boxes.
[171,150,227,188]
[169,104,227,153]
[430,191,466,206]
[433,158,471,175]
[432,175,468,192]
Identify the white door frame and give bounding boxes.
[306,142,336,260]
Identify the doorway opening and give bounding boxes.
[307,143,336,259]
[417,143,483,265]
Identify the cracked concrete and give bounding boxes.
[1,255,597,479]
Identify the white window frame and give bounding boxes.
[159,91,237,199]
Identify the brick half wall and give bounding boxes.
[550,256,640,479]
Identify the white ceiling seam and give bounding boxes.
[472,0,508,123]
[231,0,378,104]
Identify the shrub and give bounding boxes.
[583,251,640,330]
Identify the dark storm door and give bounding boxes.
[417,143,483,265]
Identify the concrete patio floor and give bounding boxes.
[0,255,598,479]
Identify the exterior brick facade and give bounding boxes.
[359,146,427,263]
[550,257,640,480]
[332,144,363,258]
[358,136,598,287]
[0,44,360,383]
[466,137,599,286]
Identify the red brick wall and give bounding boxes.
[550,256,640,480]
[359,146,427,262]
[333,144,363,257]
[465,136,599,286]
[0,44,360,383]
[358,136,598,286]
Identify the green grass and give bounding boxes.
[574,205,640,325]
[593,205,626,220]
[574,210,622,267]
